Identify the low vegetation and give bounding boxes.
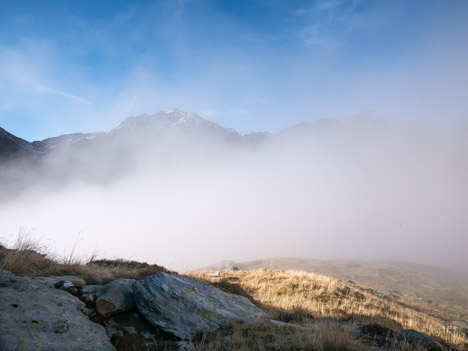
[1,233,466,350]
[193,270,468,350]
[0,233,171,284]
[192,319,370,351]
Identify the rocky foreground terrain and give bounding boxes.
[1,244,466,350]
[0,268,266,351]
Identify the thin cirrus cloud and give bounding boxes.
[35,85,93,106]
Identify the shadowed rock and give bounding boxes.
[399,329,443,350]
[96,278,135,317]
[133,273,266,340]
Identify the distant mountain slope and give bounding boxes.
[31,132,105,153]
[195,257,468,325]
[0,109,272,201]
[0,109,269,160]
[114,109,242,139]
[0,127,36,160]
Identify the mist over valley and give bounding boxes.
[1,109,467,273]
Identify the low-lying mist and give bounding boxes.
[1,115,468,272]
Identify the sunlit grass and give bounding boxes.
[193,270,467,349]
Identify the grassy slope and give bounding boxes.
[1,238,466,350]
[196,257,468,327]
[193,270,468,350]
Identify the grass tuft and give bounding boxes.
[0,231,172,283]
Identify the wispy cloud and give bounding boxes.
[36,85,92,105]
[301,22,323,45]
[295,0,359,46]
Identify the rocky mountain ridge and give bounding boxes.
[0,127,37,159]
[0,109,269,160]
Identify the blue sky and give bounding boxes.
[0,0,467,140]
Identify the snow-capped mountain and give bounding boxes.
[112,109,246,143]
[0,109,270,163]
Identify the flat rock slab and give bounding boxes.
[133,273,266,340]
[0,270,115,351]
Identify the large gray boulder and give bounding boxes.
[96,278,135,317]
[133,273,266,340]
[0,269,115,351]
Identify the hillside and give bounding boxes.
[0,242,468,351]
[197,258,468,330]
[1,239,467,350]
[0,127,37,160]
[193,269,468,350]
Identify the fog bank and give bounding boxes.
[1,117,467,272]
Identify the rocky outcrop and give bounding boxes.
[133,272,266,340]
[0,269,115,351]
[96,279,135,317]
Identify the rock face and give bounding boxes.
[0,270,115,351]
[133,272,266,340]
[96,279,136,317]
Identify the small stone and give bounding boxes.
[54,321,68,333]
[141,331,155,340]
[61,280,74,289]
[104,325,114,338]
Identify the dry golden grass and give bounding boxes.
[0,232,171,283]
[1,233,465,350]
[192,319,373,351]
[193,270,468,350]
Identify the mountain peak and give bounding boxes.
[115,109,206,132]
